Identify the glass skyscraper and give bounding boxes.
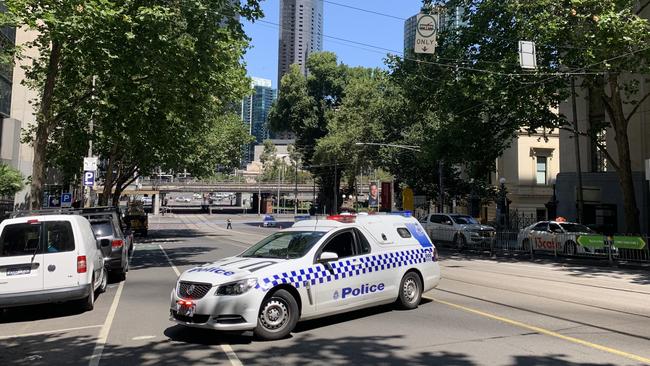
[0,2,15,118]
[241,77,277,164]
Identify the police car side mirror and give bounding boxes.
[318,252,339,263]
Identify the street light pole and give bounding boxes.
[571,76,585,223]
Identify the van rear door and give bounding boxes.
[0,222,44,294]
[42,221,79,290]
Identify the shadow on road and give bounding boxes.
[438,248,650,286]
[130,245,216,271]
[0,330,622,366]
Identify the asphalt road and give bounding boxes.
[1,214,649,366]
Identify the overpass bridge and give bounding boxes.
[137,182,318,194]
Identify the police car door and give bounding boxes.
[312,229,367,313]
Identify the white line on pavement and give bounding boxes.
[88,281,125,366]
[87,244,137,366]
[159,244,180,276]
[220,344,244,366]
[158,241,244,366]
[0,325,103,340]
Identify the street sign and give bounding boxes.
[61,193,72,208]
[415,12,439,54]
[83,171,95,187]
[49,195,61,208]
[83,157,98,172]
[518,41,537,69]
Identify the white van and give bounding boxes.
[0,215,110,311]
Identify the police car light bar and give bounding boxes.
[389,211,412,217]
[326,215,356,223]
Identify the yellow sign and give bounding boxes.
[402,187,414,212]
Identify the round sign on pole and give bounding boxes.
[414,12,439,54]
[417,14,437,38]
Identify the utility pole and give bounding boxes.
[257,175,261,216]
[571,76,584,223]
[85,75,96,208]
[333,158,338,215]
[294,162,298,215]
[438,160,444,212]
[276,163,281,215]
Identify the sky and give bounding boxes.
[242,0,424,87]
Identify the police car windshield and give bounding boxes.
[241,231,325,259]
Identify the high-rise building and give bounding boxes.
[277,0,324,87]
[241,77,277,163]
[0,4,15,118]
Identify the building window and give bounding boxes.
[536,156,547,185]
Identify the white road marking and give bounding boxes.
[131,335,156,341]
[88,281,125,366]
[159,244,180,276]
[159,241,244,366]
[0,324,103,340]
[88,244,136,366]
[220,344,244,366]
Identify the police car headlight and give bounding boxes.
[216,278,257,296]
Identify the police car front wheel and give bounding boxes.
[398,272,422,310]
[254,289,299,341]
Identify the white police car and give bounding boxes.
[170,213,440,340]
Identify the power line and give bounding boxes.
[322,0,407,21]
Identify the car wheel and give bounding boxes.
[564,241,577,256]
[397,272,422,310]
[98,267,108,294]
[454,234,466,251]
[254,289,299,341]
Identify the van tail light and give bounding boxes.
[112,239,124,248]
[77,256,87,273]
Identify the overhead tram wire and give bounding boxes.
[322,0,406,21]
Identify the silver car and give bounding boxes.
[421,213,495,250]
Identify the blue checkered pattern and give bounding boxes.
[257,248,433,291]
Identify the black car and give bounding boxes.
[79,207,133,281]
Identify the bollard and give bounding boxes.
[553,234,558,259]
[529,233,534,260]
[607,236,614,266]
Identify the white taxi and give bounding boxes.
[170,213,440,340]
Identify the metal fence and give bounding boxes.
[450,231,650,264]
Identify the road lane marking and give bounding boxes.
[88,244,136,366]
[159,244,180,276]
[220,344,244,366]
[0,325,103,340]
[88,281,125,366]
[132,335,156,341]
[159,242,244,366]
[424,295,650,365]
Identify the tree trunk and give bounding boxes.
[606,74,641,233]
[30,40,61,209]
[101,148,118,206]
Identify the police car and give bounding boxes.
[170,213,440,340]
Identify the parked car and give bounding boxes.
[0,215,110,311]
[125,201,148,237]
[517,220,614,256]
[175,196,191,203]
[193,193,201,200]
[262,214,277,227]
[80,208,132,281]
[420,213,495,250]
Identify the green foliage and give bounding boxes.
[0,164,24,197]
[5,0,262,205]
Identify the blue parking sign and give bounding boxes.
[83,171,95,187]
[61,193,72,208]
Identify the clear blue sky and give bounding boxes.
[242,0,424,87]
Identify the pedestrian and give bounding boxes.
[227,218,232,229]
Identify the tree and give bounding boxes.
[435,0,650,232]
[0,164,24,198]
[269,52,378,213]
[2,0,262,208]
